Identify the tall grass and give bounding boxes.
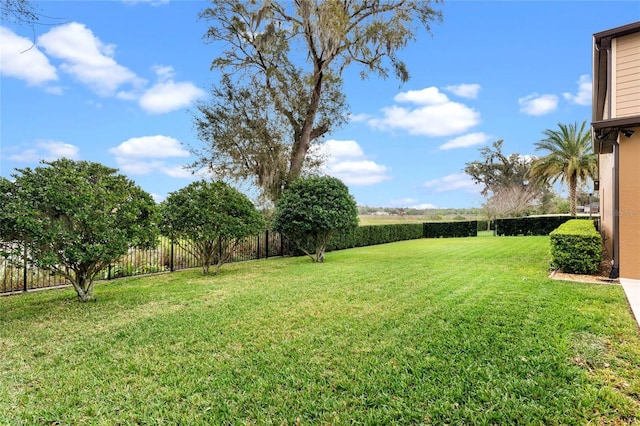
[1,236,638,424]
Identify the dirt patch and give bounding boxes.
[549,270,619,285]
[548,258,620,285]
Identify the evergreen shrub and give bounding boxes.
[327,223,424,251]
[495,216,587,236]
[423,221,477,238]
[549,219,602,274]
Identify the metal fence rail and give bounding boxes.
[1,231,288,295]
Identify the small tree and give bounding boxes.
[0,159,158,302]
[160,180,265,275]
[273,176,358,263]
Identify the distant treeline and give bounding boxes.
[358,206,484,217]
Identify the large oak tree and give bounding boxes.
[193,0,442,202]
[464,140,548,218]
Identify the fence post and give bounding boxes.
[108,264,112,280]
[265,230,269,258]
[257,234,260,259]
[23,244,27,292]
[170,241,175,272]
[280,233,285,257]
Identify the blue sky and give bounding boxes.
[2,1,639,209]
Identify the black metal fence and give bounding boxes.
[0,231,288,295]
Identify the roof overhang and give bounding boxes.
[592,116,640,153]
[592,21,640,153]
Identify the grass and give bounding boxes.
[1,236,639,424]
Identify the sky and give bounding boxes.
[2,1,640,209]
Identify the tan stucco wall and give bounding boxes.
[614,34,640,118]
[618,127,640,280]
[598,152,615,260]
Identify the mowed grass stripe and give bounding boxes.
[1,236,638,424]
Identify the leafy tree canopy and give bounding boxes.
[273,176,358,262]
[0,159,159,301]
[160,180,265,275]
[464,140,548,218]
[193,0,442,202]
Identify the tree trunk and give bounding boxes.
[569,174,578,216]
[72,272,94,302]
[315,244,325,263]
[287,68,324,187]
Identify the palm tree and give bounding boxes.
[530,121,597,216]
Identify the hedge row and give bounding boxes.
[424,221,478,238]
[495,216,586,236]
[327,223,424,251]
[550,219,602,274]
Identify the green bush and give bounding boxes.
[424,221,477,238]
[496,216,587,236]
[273,177,358,262]
[326,223,424,251]
[550,219,602,274]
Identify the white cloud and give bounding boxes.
[368,87,481,137]
[6,140,79,162]
[163,165,194,178]
[320,139,391,186]
[423,173,478,193]
[150,193,165,203]
[7,24,203,114]
[389,198,418,207]
[563,74,591,106]
[109,135,190,158]
[329,160,390,185]
[389,198,437,209]
[113,158,198,179]
[139,78,205,114]
[323,139,364,158]
[348,113,373,123]
[0,26,58,86]
[114,158,165,175]
[110,135,195,178]
[152,64,175,81]
[439,132,491,150]
[37,22,144,97]
[394,87,449,105]
[444,84,481,99]
[411,203,438,209]
[518,93,558,116]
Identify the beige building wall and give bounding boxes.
[614,34,640,118]
[618,128,640,280]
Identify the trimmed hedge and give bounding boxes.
[550,219,602,274]
[424,221,478,238]
[496,216,581,236]
[327,223,424,251]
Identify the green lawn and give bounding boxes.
[1,236,639,424]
